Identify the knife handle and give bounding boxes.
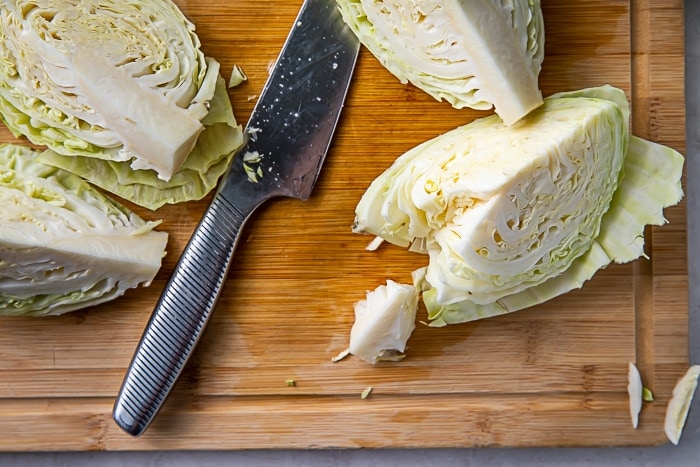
[113,194,253,436]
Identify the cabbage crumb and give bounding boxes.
[331,348,350,363]
[243,163,258,183]
[365,236,384,251]
[228,64,247,88]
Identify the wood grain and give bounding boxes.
[0,0,688,450]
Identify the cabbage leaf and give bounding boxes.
[0,143,168,316]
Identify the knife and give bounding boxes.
[112,0,359,437]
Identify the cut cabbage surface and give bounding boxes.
[0,0,244,209]
[336,0,545,125]
[0,143,168,316]
[354,86,684,326]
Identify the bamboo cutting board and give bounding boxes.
[0,0,688,451]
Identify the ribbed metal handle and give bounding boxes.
[113,195,250,436]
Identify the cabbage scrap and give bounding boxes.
[665,365,700,445]
[353,86,684,326]
[336,0,545,125]
[0,0,244,209]
[0,143,168,316]
[349,279,419,364]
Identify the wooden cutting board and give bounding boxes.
[0,0,688,450]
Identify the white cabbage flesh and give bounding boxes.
[0,143,168,316]
[353,86,684,326]
[336,0,544,125]
[37,74,244,210]
[0,0,244,208]
[628,362,643,429]
[665,365,700,445]
[349,279,419,364]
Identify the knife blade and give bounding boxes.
[112,0,359,437]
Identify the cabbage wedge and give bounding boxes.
[336,0,545,125]
[354,86,684,326]
[0,0,244,209]
[0,143,168,316]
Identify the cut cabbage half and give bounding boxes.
[354,86,684,326]
[0,0,244,209]
[336,0,545,125]
[0,143,168,316]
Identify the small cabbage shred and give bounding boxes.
[0,0,245,209]
[0,143,168,316]
[335,0,545,125]
[628,362,643,429]
[665,365,700,445]
[353,85,684,326]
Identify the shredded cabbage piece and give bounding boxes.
[0,0,244,209]
[349,279,419,364]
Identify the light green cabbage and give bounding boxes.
[336,0,545,125]
[0,143,168,316]
[0,0,244,209]
[353,86,684,326]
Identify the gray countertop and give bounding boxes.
[2,1,699,465]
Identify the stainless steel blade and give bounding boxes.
[112,0,359,437]
[218,5,359,205]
